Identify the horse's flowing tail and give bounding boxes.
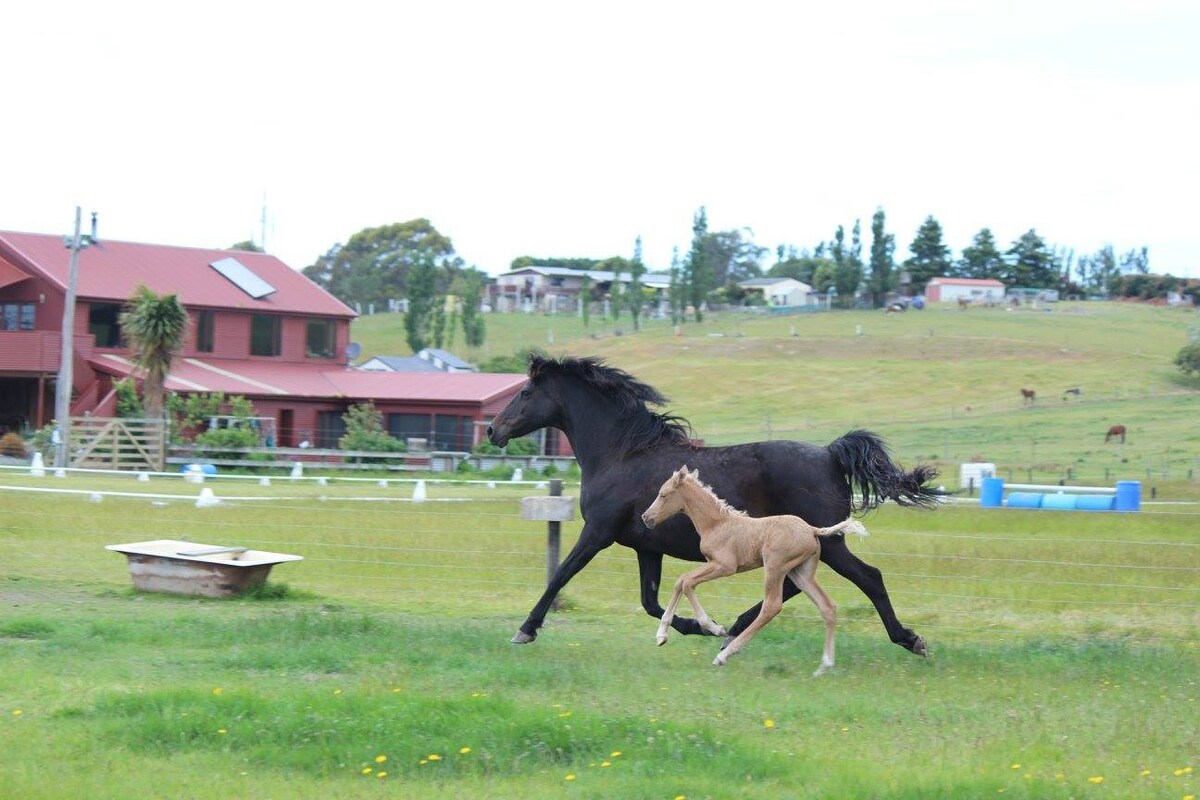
[815,518,869,538]
[827,429,940,511]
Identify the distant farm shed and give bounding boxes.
[737,277,814,307]
[925,277,1005,304]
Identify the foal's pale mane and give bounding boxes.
[679,471,748,518]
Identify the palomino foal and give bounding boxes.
[641,466,867,675]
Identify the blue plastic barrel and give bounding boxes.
[1006,492,1044,508]
[980,477,1005,508]
[1041,493,1079,510]
[1076,495,1116,511]
[1114,480,1141,511]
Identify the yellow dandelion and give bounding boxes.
[11,710,22,717]
[1141,769,1152,776]
[610,751,622,758]
[217,729,227,735]
[1055,773,1065,780]
[392,687,402,693]
[212,688,223,696]
[376,771,387,779]
[1182,767,1195,774]
[1184,795,1195,800]
[459,747,472,755]
[565,774,576,781]
[333,689,342,696]
[428,753,442,761]
[675,796,686,800]
[361,767,373,775]
[840,726,849,732]
[1011,764,1021,770]
[1088,776,1104,784]
[1176,769,1188,777]
[419,760,428,766]
[763,719,775,729]
[558,711,573,718]
[601,761,612,768]
[375,755,387,763]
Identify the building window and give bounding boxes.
[387,413,429,448]
[250,314,281,356]
[196,310,214,353]
[433,414,472,451]
[88,303,122,347]
[1,303,35,331]
[305,319,335,358]
[316,410,345,449]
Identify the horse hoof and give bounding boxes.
[713,654,727,666]
[656,636,667,647]
[711,625,728,637]
[911,635,928,657]
[511,630,537,644]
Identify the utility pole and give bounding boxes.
[53,207,94,468]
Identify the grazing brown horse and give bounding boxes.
[641,466,861,674]
[1063,387,1082,401]
[1105,425,1126,443]
[1020,388,1036,404]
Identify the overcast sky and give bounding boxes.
[3,1,1197,278]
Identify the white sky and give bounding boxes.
[3,1,1197,277]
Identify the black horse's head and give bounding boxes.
[486,354,689,451]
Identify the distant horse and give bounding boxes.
[957,297,971,310]
[1020,388,1036,404]
[885,302,906,313]
[1105,425,1126,444]
[486,355,938,657]
[642,466,863,674]
[1063,387,1082,401]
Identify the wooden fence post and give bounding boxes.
[518,479,574,614]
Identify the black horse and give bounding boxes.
[487,355,939,656]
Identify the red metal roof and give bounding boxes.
[0,231,355,318]
[93,354,526,403]
[0,253,30,290]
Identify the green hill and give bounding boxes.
[350,301,1200,497]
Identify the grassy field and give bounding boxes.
[2,301,1198,798]
[353,301,1200,493]
[0,470,1196,799]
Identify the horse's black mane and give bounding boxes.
[529,355,693,453]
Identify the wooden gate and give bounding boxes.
[69,417,167,471]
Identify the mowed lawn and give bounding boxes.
[1,472,1196,799]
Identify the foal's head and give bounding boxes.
[641,466,700,529]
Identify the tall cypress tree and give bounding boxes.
[628,235,647,331]
[867,208,896,307]
[904,215,953,292]
[685,207,711,322]
[959,228,1006,279]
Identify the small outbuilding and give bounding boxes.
[924,277,1005,304]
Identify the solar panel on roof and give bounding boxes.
[210,257,276,299]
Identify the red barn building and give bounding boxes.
[0,230,524,452]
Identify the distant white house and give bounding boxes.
[924,277,1005,303]
[737,277,814,307]
[358,348,476,373]
[489,266,673,313]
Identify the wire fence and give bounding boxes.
[1,478,1196,650]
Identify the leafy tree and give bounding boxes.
[628,236,647,331]
[458,271,486,349]
[1121,247,1150,275]
[683,207,712,322]
[228,240,264,253]
[904,215,953,291]
[703,228,766,289]
[866,208,896,308]
[580,273,592,327]
[303,219,463,310]
[769,248,833,287]
[668,247,685,325]
[1174,341,1200,377]
[959,228,1006,280]
[828,223,863,307]
[431,295,447,349]
[477,347,545,373]
[404,255,438,352]
[1004,229,1059,287]
[115,378,143,418]
[119,285,187,419]
[339,401,407,453]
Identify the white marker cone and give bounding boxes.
[290,462,303,480]
[30,452,45,477]
[196,487,220,508]
[259,477,271,487]
[316,477,328,486]
[137,471,150,482]
[412,480,427,502]
[511,468,523,482]
[89,492,103,503]
[54,468,66,478]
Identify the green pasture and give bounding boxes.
[356,300,1200,491]
[1,472,1196,799]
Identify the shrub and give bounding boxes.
[504,437,539,456]
[115,378,144,418]
[338,402,406,455]
[1175,341,1200,377]
[0,432,27,458]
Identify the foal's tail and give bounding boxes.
[828,429,940,511]
[815,518,869,538]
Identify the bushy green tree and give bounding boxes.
[459,271,486,349]
[1174,342,1200,377]
[1004,229,1059,288]
[959,228,1006,279]
[683,207,712,322]
[404,255,438,352]
[867,208,895,307]
[904,215,953,291]
[339,402,407,453]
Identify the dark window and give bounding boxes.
[305,319,335,358]
[433,414,472,451]
[88,303,122,347]
[250,314,281,356]
[316,410,345,449]
[196,310,214,353]
[387,413,430,446]
[2,303,35,331]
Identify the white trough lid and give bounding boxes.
[105,539,303,567]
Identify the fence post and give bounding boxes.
[546,479,563,609]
